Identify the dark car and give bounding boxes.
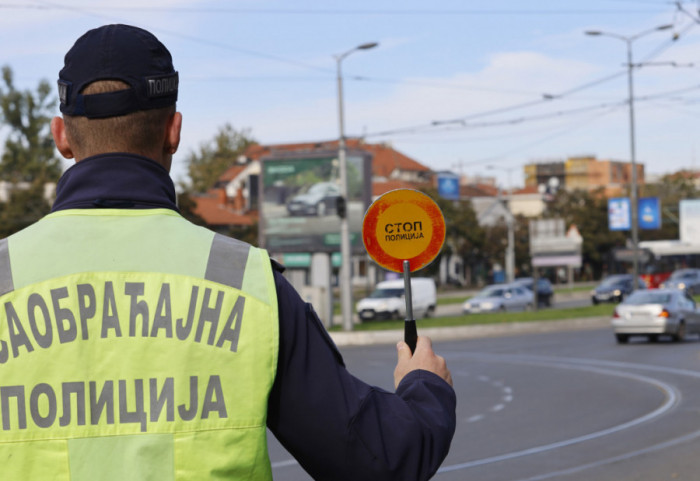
[285,182,341,217]
[513,277,554,307]
[591,274,646,304]
[659,268,700,295]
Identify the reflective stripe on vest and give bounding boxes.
[0,238,13,296]
[0,209,278,481]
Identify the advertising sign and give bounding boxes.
[260,150,371,253]
[638,197,661,230]
[608,197,631,231]
[680,199,700,243]
[437,173,460,200]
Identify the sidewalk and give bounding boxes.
[329,316,610,347]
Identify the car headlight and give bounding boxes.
[613,290,621,296]
[482,302,494,309]
[463,303,472,310]
[679,282,686,289]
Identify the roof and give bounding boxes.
[243,139,430,177]
[192,191,256,227]
[372,180,428,198]
[512,185,540,195]
[460,183,498,198]
[218,164,247,183]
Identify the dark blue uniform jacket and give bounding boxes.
[51,153,457,481]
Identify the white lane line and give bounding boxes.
[512,428,700,481]
[437,358,679,474]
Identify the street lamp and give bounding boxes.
[487,165,515,283]
[585,24,672,289]
[335,41,378,332]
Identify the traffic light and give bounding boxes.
[336,196,347,218]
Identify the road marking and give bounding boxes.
[436,354,679,475]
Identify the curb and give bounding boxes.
[328,316,610,347]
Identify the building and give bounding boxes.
[524,155,645,196]
[192,138,433,229]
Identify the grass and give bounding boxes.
[328,303,615,332]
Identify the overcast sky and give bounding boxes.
[2,0,700,189]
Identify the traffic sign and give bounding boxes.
[362,189,446,273]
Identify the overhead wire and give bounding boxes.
[0,4,671,15]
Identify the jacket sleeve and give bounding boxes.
[267,271,456,481]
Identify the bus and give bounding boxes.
[613,241,700,288]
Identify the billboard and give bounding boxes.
[437,173,460,200]
[638,197,661,230]
[260,150,371,253]
[680,199,700,243]
[608,197,631,231]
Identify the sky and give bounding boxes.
[2,0,700,190]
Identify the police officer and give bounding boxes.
[0,24,455,480]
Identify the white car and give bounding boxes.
[611,288,700,344]
[356,278,437,321]
[462,284,533,314]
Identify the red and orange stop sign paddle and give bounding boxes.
[362,189,446,353]
[362,189,446,273]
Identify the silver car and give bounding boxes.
[463,284,533,314]
[611,289,700,344]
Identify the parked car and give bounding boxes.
[286,181,340,217]
[659,268,700,295]
[591,274,646,304]
[611,288,700,343]
[356,278,437,321]
[462,283,533,314]
[513,277,554,307]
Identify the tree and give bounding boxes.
[0,66,62,183]
[420,188,486,285]
[639,172,700,241]
[545,188,627,278]
[185,123,256,193]
[0,65,62,235]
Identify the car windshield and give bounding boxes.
[476,286,505,298]
[670,270,695,280]
[624,291,672,305]
[369,288,403,299]
[307,183,336,195]
[600,276,628,287]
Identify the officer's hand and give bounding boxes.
[394,336,452,389]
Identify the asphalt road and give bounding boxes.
[269,326,700,481]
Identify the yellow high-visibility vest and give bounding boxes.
[0,208,279,481]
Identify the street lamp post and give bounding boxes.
[487,166,515,283]
[335,42,378,332]
[585,24,672,289]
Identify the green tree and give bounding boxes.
[545,188,626,278]
[185,123,256,193]
[0,65,62,236]
[420,188,486,285]
[640,172,699,241]
[0,66,62,183]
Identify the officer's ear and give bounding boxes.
[164,111,182,156]
[51,116,75,160]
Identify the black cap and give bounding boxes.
[58,24,178,119]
